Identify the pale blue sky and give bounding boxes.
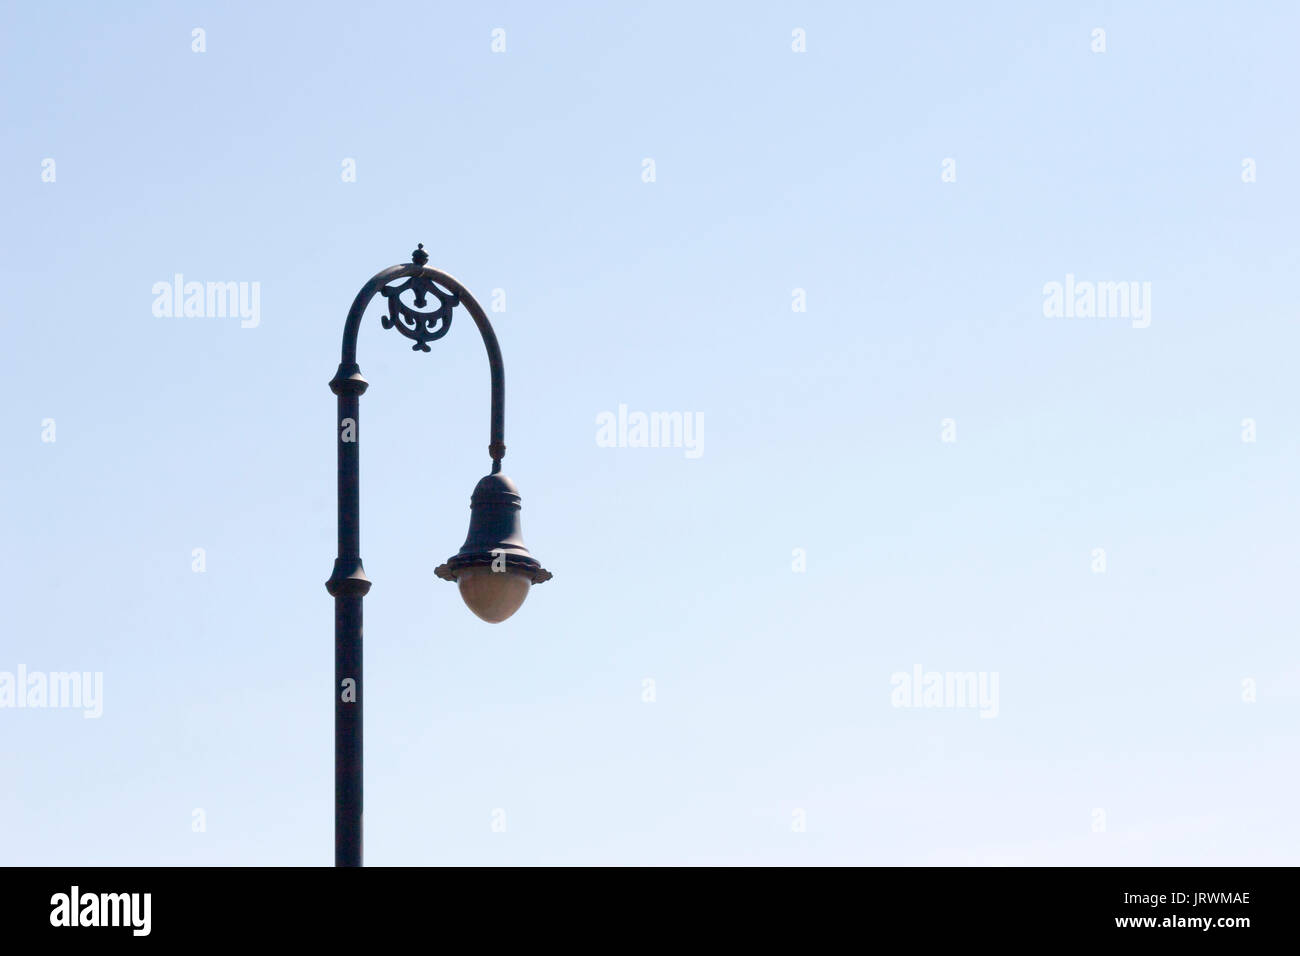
[1,1,1297,865]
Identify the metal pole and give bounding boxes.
[327,364,370,867]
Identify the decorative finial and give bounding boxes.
[411,243,429,266]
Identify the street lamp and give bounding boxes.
[325,244,551,867]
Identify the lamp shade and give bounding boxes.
[435,473,551,622]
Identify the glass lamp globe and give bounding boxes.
[456,566,533,623]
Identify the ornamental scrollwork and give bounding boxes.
[379,245,459,351]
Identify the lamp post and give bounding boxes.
[325,244,551,867]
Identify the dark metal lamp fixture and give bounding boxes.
[326,244,551,866]
[435,472,553,622]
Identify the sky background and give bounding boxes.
[2,0,1297,865]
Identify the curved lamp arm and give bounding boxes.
[332,244,507,472]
